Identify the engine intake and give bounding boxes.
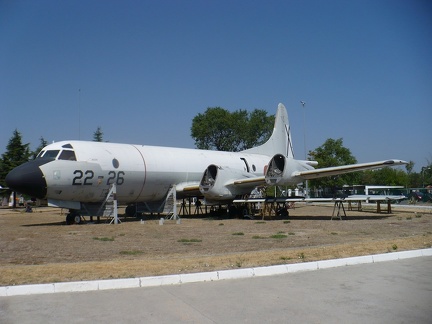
[199,164,251,201]
[265,154,287,185]
[265,154,308,186]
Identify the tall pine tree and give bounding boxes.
[93,127,103,142]
[0,129,31,187]
[31,137,48,159]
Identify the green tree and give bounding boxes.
[191,107,274,151]
[421,162,432,187]
[31,137,48,159]
[408,172,422,188]
[243,109,275,150]
[405,161,415,174]
[360,168,408,186]
[308,138,359,190]
[93,126,103,142]
[0,129,31,187]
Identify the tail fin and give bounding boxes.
[242,103,294,158]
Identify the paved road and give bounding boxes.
[1,256,431,323]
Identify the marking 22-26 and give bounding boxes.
[72,170,125,186]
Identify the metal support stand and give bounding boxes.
[179,199,189,216]
[332,200,346,220]
[376,200,392,214]
[165,185,179,220]
[194,200,204,215]
[95,184,119,224]
[171,185,178,220]
[107,184,119,224]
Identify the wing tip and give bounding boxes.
[384,159,408,165]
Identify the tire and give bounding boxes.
[74,214,82,224]
[66,211,82,224]
[228,205,238,218]
[66,213,74,225]
[277,207,289,218]
[125,205,136,217]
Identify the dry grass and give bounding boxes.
[0,203,431,286]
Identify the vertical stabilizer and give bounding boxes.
[242,103,294,158]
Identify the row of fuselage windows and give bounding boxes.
[37,149,77,161]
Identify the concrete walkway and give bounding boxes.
[1,254,431,323]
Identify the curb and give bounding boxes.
[1,248,431,297]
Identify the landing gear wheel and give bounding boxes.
[125,205,136,217]
[228,206,238,218]
[66,213,74,225]
[74,214,82,224]
[277,207,289,218]
[66,211,82,225]
[241,207,250,219]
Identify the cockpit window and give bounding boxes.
[58,150,77,161]
[36,150,45,158]
[42,150,60,158]
[62,143,73,149]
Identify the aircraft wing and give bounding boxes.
[232,176,265,187]
[346,194,406,201]
[233,195,406,204]
[293,159,407,180]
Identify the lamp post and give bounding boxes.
[78,89,81,140]
[422,167,431,188]
[300,101,308,198]
[300,101,306,159]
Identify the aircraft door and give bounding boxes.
[103,145,146,203]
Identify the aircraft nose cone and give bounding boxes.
[5,159,50,199]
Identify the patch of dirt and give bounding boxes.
[0,203,431,286]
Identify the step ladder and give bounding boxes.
[162,185,179,220]
[96,184,120,224]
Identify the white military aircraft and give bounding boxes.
[6,103,406,223]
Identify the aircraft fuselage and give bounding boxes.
[7,140,271,207]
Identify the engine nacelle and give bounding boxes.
[265,154,307,186]
[199,164,252,201]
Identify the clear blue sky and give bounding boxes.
[1,0,431,171]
